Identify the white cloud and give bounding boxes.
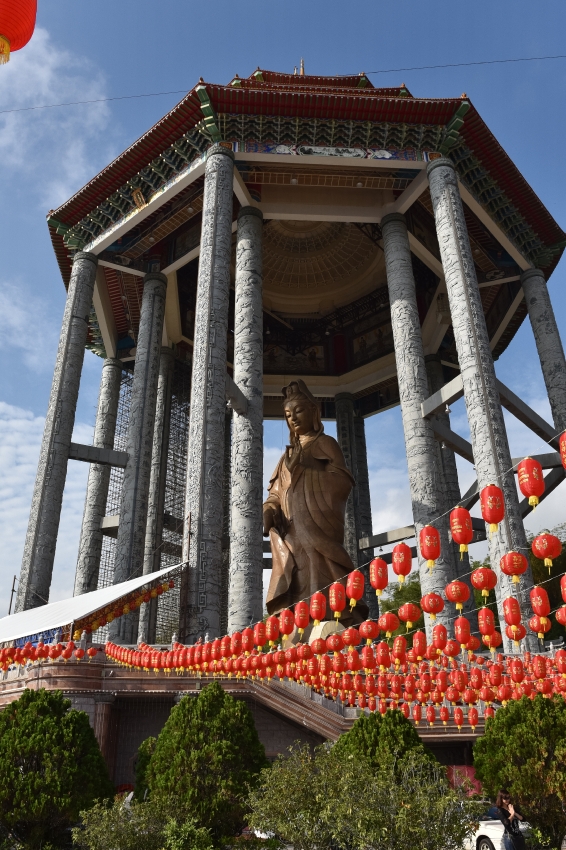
[0,401,93,616]
[0,278,59,373]
[0,26,114,208]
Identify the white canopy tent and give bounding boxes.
[0,563,183,646]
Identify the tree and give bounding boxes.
[143,682,268,843]
[73,798,214,850]
[0,688,113,849]
[332,706,435,771]
[379,573,424,641]
[133,736,156,801]
[247,743,483,850]
[474,695,566,848]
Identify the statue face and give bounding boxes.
[284,399,316,436]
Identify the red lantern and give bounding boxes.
[369,557,388,596]
[454,617,471,648]
[346,570,365,609]
[392,635,407,666]
[0,0,36,64]
[392,543,412,583]
[445,580,470,611]
[426,705,436,727]
[555,607,566,629]
[480,484,505,533]
[529,615,551,640]
[310,592,326,625]
[378,612,400,637]
[444,639,460,658]
[468,706,479,730]
[478,607,495,636]
[375,641,390,670]
[517,457,545,508]
[266,616,280,646]
[454,706,464,730]
[419,526,440,570]
[466,635,481,653]
[242,628,254,655]
[412,704,422,725]
[253,622,267,649]
[294,601,310,634]
[530,586,550,620]
[230,632,242,657]
[500,551,528,584]
[505,623,526,646]
[329,583,346,619]
[359,620,379,644]
[326,632,344,655]
[398,603,421,631]
[342,627,360,650]
[279,609,295,640]
[482,631,502,653]
[450,507,474,557]
[420,592,444,621]
[532,533,562,574]
[432,623,447,653]
[560,431,566,469]
[502,596,521,625]
[413,630,427,660]
[471,567,498,598]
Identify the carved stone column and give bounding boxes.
[521,268,566,432]
[381,213,457,638]
[112,272,167,642]
[93,695,117,780]
[425,354,477,632]
[353,412,379,619]
[137,346,175,644]
[17,251,98,612]
[335,393,359,566]
[228,206,264,633]
[75,358,122,596]
[427,158,536,651]
[182,145,234,642]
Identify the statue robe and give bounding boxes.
[264,431,368,623]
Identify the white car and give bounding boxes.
[466,812,531,850]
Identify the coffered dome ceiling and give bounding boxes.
[261,220,386,315]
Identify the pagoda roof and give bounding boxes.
[49,67,564,280]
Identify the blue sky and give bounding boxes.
[0,0,565,614]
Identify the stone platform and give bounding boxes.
[0,658,480,787]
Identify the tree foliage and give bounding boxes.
[133,736,156,801]
[247,743,482,850]
[333,706,435,771]
[142,682,268,843]
[474,695,566,848]
[73,798,214,850]
[0,688,113,849]
[379,573,423,641]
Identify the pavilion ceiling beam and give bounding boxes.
[496,379,560,449]
[407,232,444,278]
[235,151,427,172]
[458,181,532,272]
[99,259,145,277]
[489,287,525,352]
[85,159,207,256]
[92,267,118,358]
[233,168,257,208]
[380,169,429,218]
[430,421,475,464]
[478,274,520,289]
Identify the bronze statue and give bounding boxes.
[263,380,368,624]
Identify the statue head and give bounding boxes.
[282,380,323,444]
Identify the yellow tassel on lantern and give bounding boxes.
[489,523,498,534]
[427,559,434,571]
[529,496,539,508]
[0,36,10,65]
[459,543,468,559]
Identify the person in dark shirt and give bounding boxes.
[496,790,525,850]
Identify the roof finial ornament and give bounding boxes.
[300,58,305,76]
[293,66,297,75]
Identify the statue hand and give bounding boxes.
[263,506,282,536]
[285,443,303,473]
